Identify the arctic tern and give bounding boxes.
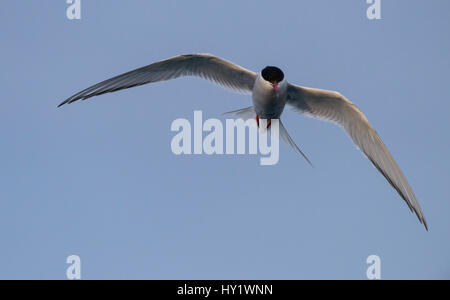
[59,53,427,230]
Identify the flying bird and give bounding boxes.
[59,54,428,230]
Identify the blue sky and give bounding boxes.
[1,0,449,279]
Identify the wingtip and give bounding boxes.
[415,210,428,231]
[422,218,429,231]
[58,99,73,107]
[306,157,314,168]
[412,206,428,231]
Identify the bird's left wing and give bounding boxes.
[286,84,428,230]
[59,54,257,107]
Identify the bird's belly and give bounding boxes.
[252,93,286,119]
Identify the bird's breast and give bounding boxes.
[252,76,287,119]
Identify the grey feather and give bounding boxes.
[286,84,428,230]
[59,54,257,107]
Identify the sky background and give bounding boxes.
[1,0,449,279]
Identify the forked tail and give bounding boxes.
[224,106,313,167]
[278,119,313,167]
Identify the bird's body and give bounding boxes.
[60,53,428,230]
[252,73,288,119]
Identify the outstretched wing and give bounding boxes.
[287,84,428,230]
[59,54,257,107]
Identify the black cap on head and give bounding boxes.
[262,66,284,83]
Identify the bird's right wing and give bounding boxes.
[59,54,257,107]
[287,84,428,230]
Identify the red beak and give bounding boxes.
[272,83,279,97]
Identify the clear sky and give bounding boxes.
[1,0,449,279]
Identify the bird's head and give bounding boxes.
[261,66,285,97]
